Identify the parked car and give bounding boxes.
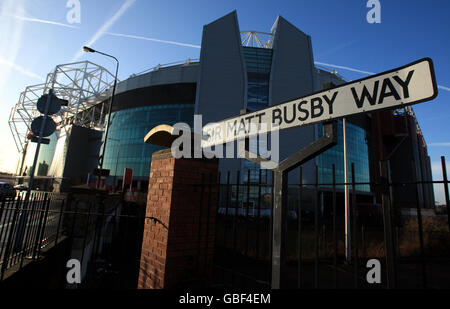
[14,184,28,191]
[0,182,16,199]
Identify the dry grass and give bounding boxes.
[287,216,450,260]
[216,215,450,262]
[398,216,450,257]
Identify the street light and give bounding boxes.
[82,46,96,53]
[83,46,119,188]
[106,137,121,191]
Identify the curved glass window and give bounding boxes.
[102,104,194,178]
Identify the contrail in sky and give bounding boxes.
[106,32,201,49]
[10,14,79,29]
[314,61,375,75]
[316,40,356,58]
[5,2,450,93]
[315,61,450,92]
[99,32,450,93]
[72,0,136,61]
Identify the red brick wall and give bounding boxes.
[138,149,218,289]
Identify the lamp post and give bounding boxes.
[107,137,121,191]
[83,46,119,188]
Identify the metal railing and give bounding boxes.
[0,191,67,280]
[2,156,449,289]
[0,191,148,288]
[212,159,450,289]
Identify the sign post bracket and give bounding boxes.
[242,121,337,289]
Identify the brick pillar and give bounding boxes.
[138,149,219,289]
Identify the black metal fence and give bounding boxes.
[0,190,147,288]
[1,157,449,289]
[212,159,450,289]
[0,191,67,280]
[61,192,146,288]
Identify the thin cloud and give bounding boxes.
[10,14,79,29]
[316,40,356,58]
[106,32,201,49]
[428,143,450,147]
[0,0,26,91]
[72,0,136,61]
[0,57,44,81]
[314,61,375,75]
[315,61,450,92]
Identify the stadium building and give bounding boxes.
[9,11,434,208]
[11,60,198,192]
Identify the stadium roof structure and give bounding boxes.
[8,61,117,152]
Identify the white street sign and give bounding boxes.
[201,58,438,148]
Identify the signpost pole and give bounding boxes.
[240,122,337,288]
[198,57,437,288]
[343,118,351,262]
[26,67,58,200]
[14,68,58,254]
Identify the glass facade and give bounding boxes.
[242,47,273,185]
[102,104,194,178]
[243,47,273,111]
[317,120,371,192]
[21,131,59,176]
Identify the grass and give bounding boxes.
[398,216,450,257]
[215,214,450,261]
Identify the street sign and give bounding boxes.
[27,132,50,144]
[30,116,56,137]
[93,168,110,177]
[37,93,62,115]
[30,136,50,145]
[123,168,133,185]
[201,58,438,148]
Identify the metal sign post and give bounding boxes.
[343,118,351,262]
[198,57,438,289]
[201,119,335,288]
[256,122,337,289]
[26,68,59,198]
[14,70,59,253]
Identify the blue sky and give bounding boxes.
[0,0,449,201]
